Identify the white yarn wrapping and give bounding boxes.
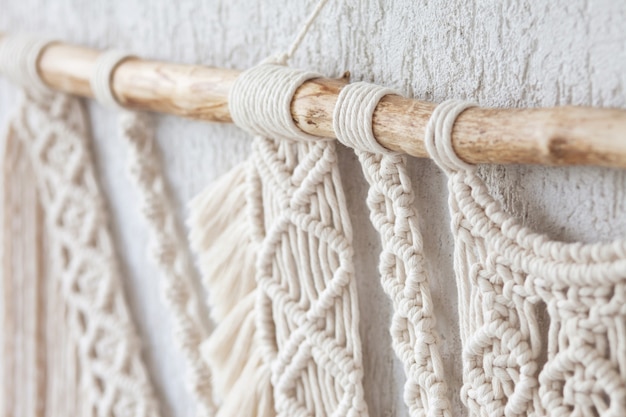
[333,82,452,417]
[0,34,160,417]
[229,64,323,142]
[426,99,626,417]
[89,51,217,417]
[90,49,134,109]
[333,81,398,155]
[0,34,53,94]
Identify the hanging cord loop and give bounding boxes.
[229,0,333,142]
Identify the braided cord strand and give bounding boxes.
[333,82,452,417]
[90,51,217,416]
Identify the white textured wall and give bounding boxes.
[1,1,626,416]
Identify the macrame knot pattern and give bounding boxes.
[229,63,327,142]
[90,49,217,416]
[1,59,160,416]
[90,49,134,109]
[333,82,453,417]
[0,34,54,94]
[424,99,476,172]
[427,98,626,417]
[333,81,398,155]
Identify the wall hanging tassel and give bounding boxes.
[0,36,160,417]
[188,162,273,417]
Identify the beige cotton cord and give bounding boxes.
[0,34,160,417]
[423,99,476,172]
[333,81,399,155]
[333,81,452,417]
[90,49,134,109]
[425,99,626,417]
[229,63,325,142]
[0,34,53,94]
[90,50,217,417]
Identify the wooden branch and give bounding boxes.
[2,33,626,169]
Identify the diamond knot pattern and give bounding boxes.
[248,136,367,417]
[13,91,159,417]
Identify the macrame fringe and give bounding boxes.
[188,164,256,323]
[188,162,274,417]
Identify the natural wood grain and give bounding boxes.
[3,33,626,169]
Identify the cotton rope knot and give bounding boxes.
[0,34,55,94]
[229,63,328,142]
[424,99,477,172]
[90,49,135,110]
[332,81,399,155]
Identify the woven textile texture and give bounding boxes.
[246,135,367,416]
[425,100,626,417]
[1,90,160,417]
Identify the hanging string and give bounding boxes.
[270,0,331,65]
[230,0,333,141]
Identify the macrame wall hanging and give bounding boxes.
[0,38,160,417]
[1,1,626,416]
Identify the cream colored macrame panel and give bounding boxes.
[331,81,453,417]
[248,136,368,416]
[450,167,626,416]
[425,100,626,417]
[2,90,160,417]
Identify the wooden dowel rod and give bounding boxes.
[2,34,626,169]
